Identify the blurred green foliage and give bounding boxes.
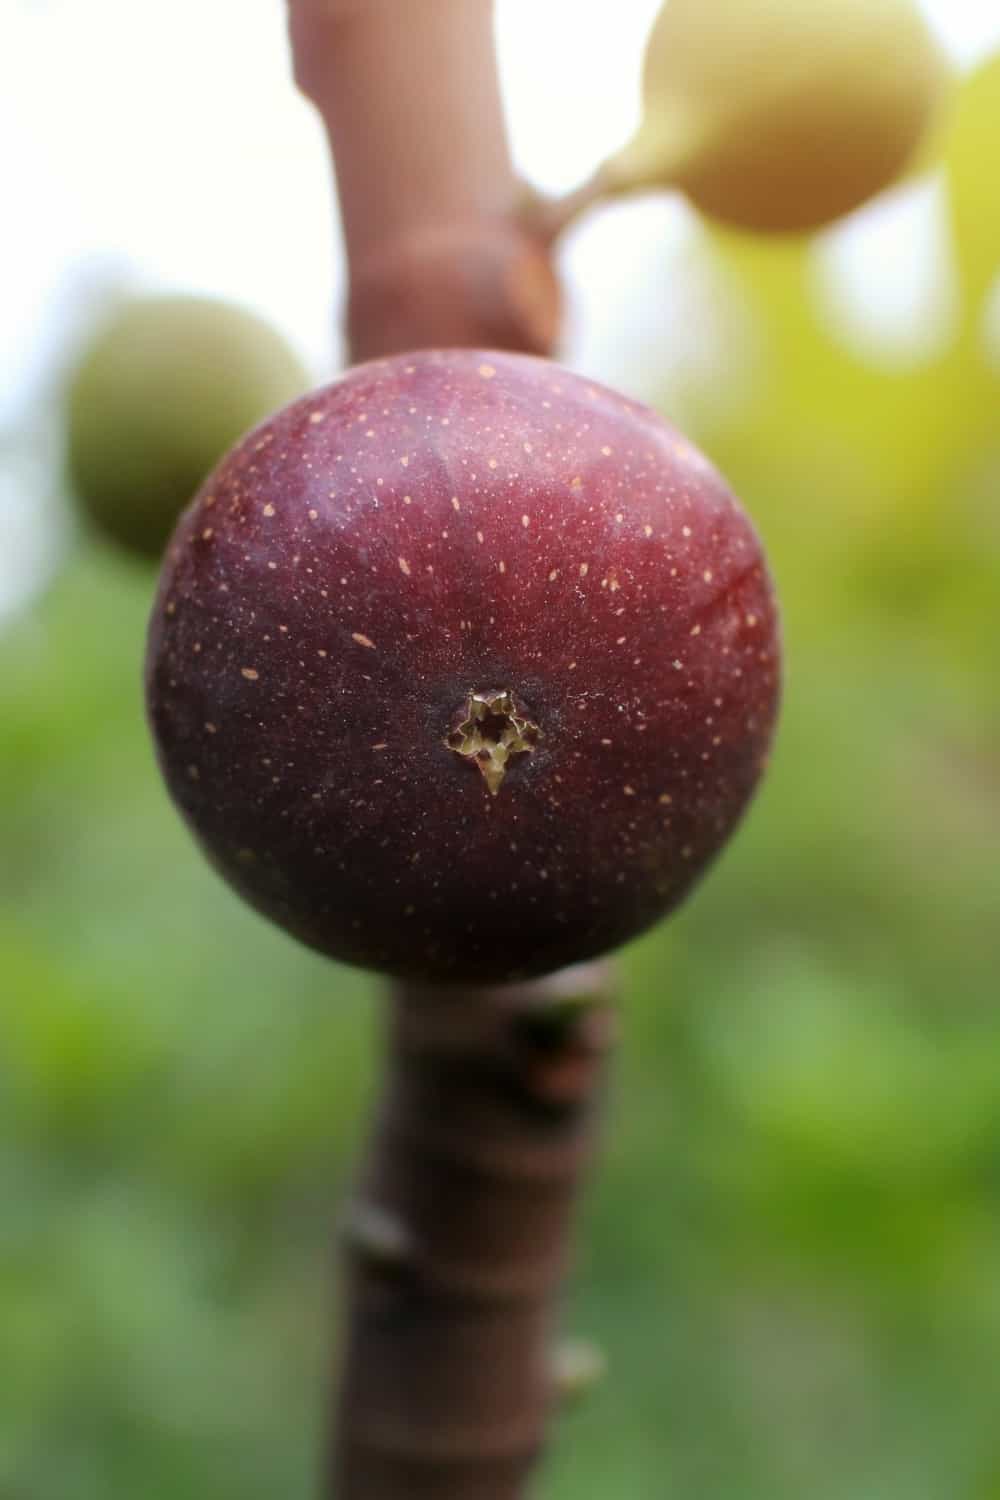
[3,56,1000,1500]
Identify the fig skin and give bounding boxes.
[146,350,780,985]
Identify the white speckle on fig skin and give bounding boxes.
[145,349,781,985]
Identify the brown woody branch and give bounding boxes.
[328,968,615,1499]
[289,0,561,362]
[286,4,612,1496]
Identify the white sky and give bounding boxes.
[2,0,999,620]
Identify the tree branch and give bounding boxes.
[328,966,616,1500]
[289,0,561,362]
[287,6,610,1496]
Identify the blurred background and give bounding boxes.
[3,2,1000,1497]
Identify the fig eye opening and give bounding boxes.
[446,688,541,796]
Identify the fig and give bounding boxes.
[66,295,310,558]
[146,350,780,984]
[606,0,947,233]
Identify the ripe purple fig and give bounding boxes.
[146,351,780,984]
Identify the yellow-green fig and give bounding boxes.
[606,0,949,233]
[66,296,310,559]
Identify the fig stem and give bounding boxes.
[284,6,616,1494]
[328,966,616,1500]
[518,167,619,249]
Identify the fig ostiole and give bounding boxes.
[146,350,780,984]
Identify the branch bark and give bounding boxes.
[289,0,561,362]
[329,967,615,1500]
[286,6,611,1496]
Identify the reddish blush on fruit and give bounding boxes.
[146,350,780,983]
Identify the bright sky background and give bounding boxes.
[3,0,1000,620]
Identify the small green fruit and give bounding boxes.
[606,0,948,233]
[66,296,310,559]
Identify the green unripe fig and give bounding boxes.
[606,0,948,233]
[66,296,310,559]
